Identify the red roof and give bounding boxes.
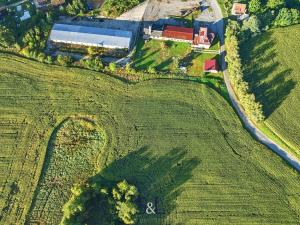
[204,59,218,72]
[162,25,194,41]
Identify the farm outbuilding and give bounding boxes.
[49,23,133,49]
[204,59,218,73]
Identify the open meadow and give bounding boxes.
[0,53,300,224]
[241,24,300,158]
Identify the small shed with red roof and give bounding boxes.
[204,59,218,73]
[162,25,194,42]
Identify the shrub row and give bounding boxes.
[225,22,265,123]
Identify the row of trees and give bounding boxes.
[61,180,139,225]
[225,21,265,123]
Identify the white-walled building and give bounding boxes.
[49,24,133,49]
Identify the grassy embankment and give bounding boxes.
[241,24,300,159]
[0,53,299,225]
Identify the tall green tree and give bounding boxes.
[249,0,262,13]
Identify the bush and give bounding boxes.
[109,62,117,72]
[242,15,261,33]
[66,0,87,16]
[80,57,104,71]
[56,55,73,66]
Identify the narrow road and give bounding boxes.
[0,0,27,11]
[210,0,300,172]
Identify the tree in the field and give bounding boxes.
[267,0,285,9]
[0,25,15,48]
[112,180,139,225]
[249,0,262,13]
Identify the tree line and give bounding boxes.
[225,21,265,123]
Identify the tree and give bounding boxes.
[0,25,15,48]
[242,15,261,33]
[274,8,293,26]
[267,0,285,9]
[112,180,139,225]
[249,0,262,13]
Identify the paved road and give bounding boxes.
[210,0,300,172]
[0,0,27,11]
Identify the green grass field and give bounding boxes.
[241,25,300,157]
[0,53,300,225]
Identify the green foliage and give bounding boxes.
[242,15,261,33]
[225,21,265,123]
[66,0,87,16]
[267,0,285,9]
[0,24,15,48]
[274,8,300,26]
[249,0,263,13]
[80,57,104,71]
[61,180,139,225]
[101,0,142,17]
[57,54,73,66]
[109,62,117,72]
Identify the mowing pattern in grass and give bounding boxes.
[28,117,106,224]
[241,25,300,153]
[0,53,299,224]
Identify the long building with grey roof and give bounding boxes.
[49,23,133,49]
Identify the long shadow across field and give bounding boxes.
[241,32,296,117]
[91,146,200,222]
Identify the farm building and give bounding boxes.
[231,3,247,15]
[49,24,133,49]
[204,59,218,73]
[193,27,215,49]
[162,25,194,42]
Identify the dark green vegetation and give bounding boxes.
[0,0,19,7]
[0,53,300,224]
[241,24,300,157]
[62,180,139,225]
[101,0,143,17]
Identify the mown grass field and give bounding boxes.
[133,39,220,76]
[241,25,300,157]
[0,53,300,225]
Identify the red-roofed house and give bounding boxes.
[193,27,215,49]
[162,25,194,43]
[204,59,218,73]
[231,3,247,15]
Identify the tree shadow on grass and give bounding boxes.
[241,33,296,117]
[91,146,200,223]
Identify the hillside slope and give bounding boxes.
[241,25,300,156]
[0,53,299,224]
